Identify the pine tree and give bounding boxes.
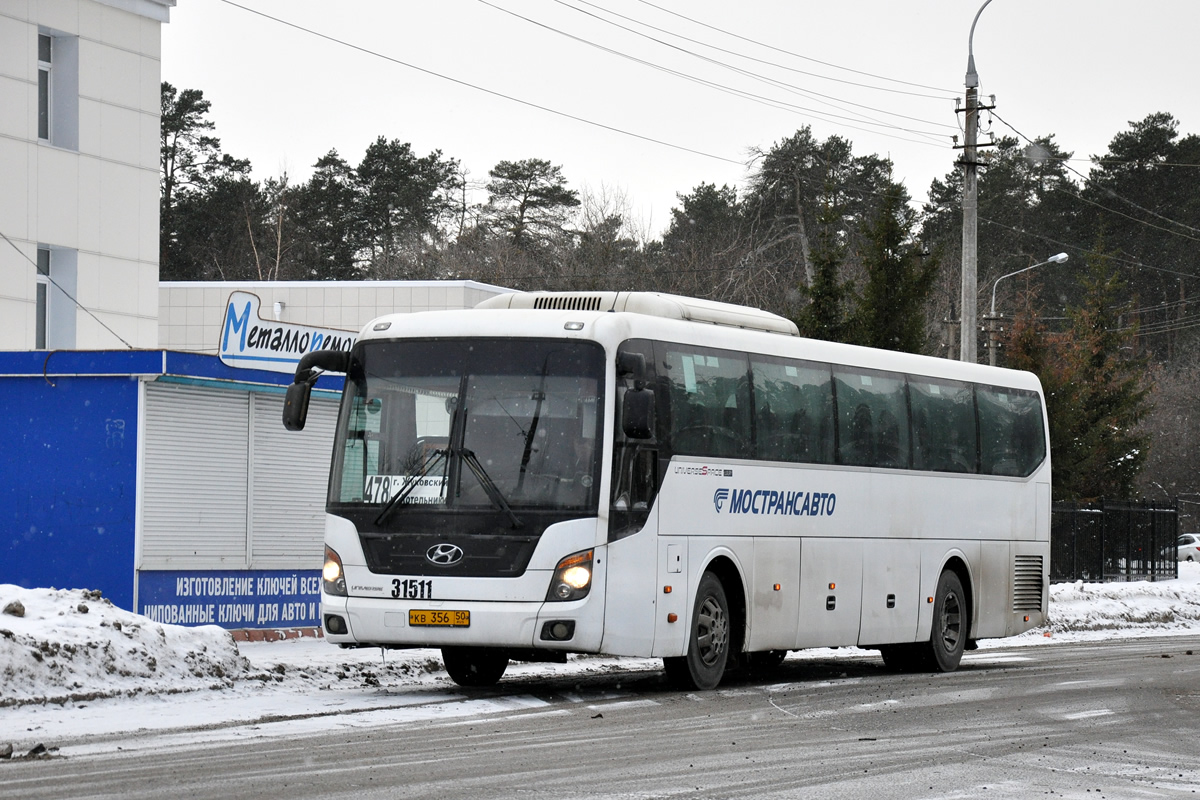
[849,186,937,353]
[1003,250,1151,500]
[793,189,852,342]
[1055,251,1151,499]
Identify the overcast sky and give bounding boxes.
[161,1,1199,237]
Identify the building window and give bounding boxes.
[36,248,50,349]
[37,34,51,141]
[34,247,76,350]
[35,31,77,149]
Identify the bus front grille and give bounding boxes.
[1013,554,1044,611]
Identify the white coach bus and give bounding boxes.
[282,292,1049,690]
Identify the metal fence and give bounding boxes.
[1050,500,1178,583]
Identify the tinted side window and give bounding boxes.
[610,339,660,541]
[910,379,978,473]
[978,386,1046,477]
[662,346,751,458]
[833,368,909,468]
[751,357,834,464]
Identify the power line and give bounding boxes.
[977,215,1200,281]
[477,0,951,147]
[990,110,1200,240]
[561,0,961,120]
[631,0,959,97]
[216,0,745,167]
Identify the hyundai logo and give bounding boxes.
[426,543,464,566]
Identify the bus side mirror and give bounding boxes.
[283,381,313,431]
[622,388,655,440]
[616,351,646,381]
[283,349,350,432]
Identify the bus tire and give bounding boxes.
[665,571,731,691]
[441,646,508,687]
[928,570,967,672]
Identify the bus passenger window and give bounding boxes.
[978,386,1045,477]
[910,379,977,473]
[833,368,909,469]
[663,347,750,459]
[750,358,833,464]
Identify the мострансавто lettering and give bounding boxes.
[713,487,836,516]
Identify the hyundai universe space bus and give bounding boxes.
[282,291,1049,690]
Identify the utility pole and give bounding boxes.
[960,80,979,364]
[957,0,995,363]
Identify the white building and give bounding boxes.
[0,0,172,351]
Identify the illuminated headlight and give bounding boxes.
[323,545,347,597]
[547,549,593,602]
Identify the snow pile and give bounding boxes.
[2,564,1199,709]
[0,585,249,707]
[1043,560,1200,634]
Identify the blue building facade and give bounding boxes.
[0,351,341,628]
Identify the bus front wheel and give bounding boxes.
[441,646,508,687]
[664,572,731,691]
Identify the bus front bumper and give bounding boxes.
[320,593,604,653]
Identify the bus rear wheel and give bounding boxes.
[441,646,508,687]
[879,570,967,673]
[664,572,730,691]
[929,570,966,672]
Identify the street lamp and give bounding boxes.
[990,252,1069,315]
[983,252,1069,366]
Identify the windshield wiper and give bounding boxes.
[458,447,523,529]
[374,448,447,526]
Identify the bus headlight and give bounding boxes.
[547,549,593,602]
[323,545,347,597]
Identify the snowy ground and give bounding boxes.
[3,563,1200,758]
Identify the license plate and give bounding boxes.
[409,609,470,627]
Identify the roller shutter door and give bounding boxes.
[143,384,249,567]
[141,383,338,570]
[249,392,337,568]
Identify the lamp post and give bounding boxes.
[959,0,994,363]
[983,252,1069,366]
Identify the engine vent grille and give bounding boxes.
[532,295,603,311]
[1013,554,1044,611]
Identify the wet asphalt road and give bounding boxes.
[4,636,1200,799]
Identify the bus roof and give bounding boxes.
[475,291,799,336]
[355,292,1043,394]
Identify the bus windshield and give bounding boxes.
[329,339,606,523]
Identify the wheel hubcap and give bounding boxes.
[939,590,961,652]
[696,595,728,667]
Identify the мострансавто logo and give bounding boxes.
[713,487,836,516]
